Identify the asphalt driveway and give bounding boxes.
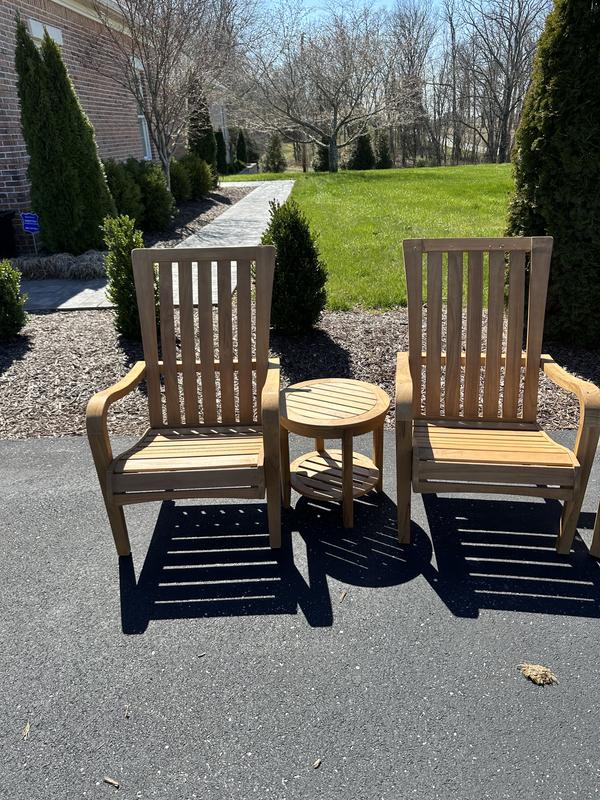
[1,431,599,799]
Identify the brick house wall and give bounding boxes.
[0,0,149,253]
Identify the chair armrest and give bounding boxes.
[261,357,280,426]
[541,355,600,428]
[396,352,413,422]
[86,361,147,474]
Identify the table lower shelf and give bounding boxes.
[290,449,379,502]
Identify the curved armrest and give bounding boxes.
[396,352,413,422]
[541,355,600,428]
[261,358,281,425]
[86,361,147,473]
[261,358,281,479]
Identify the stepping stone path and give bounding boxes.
[22,180,294,311]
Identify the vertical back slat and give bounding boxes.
[503,250,526,418]
[217,260,235,424]
[522,237,552,421]
[482,250,505,418]
[445,251,463,416]
[197,261,217,424]
[463,251,483,418]
[178,261,199,425]
[158,261,181,427]
[255,247,275,419]
[404,240,423,416]
[132,251,163,427]
[236,259,253,423]
[425,251,442,417]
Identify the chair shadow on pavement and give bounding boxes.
[119,492,433,633]
[421,494,600,619]
[119,501,335,634]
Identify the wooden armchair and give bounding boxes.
[86,245,281,557]
[396,237,600,555]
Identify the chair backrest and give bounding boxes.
[132,245,275,429]
[403,236,553,423]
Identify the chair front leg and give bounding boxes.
[556,423,600,555]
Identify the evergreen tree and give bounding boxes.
[102,215,147,340]
[15,22,114,254]
[312,139,330,172]
[374,130,393,169]
[215,129,228,174]
[188,93,217,172]
[261,199,327,333]
[347,133,375,170]
[261,134,286,173]
[236,129,247,164]
[507,0,600,346]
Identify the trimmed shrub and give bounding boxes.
[261,134,286,173]
[215,130,228,174]
[169,158,192,203]
[15,22,114,254]
[507,0,600,346]
[0,259,27,341]
[102,215,149,340]
[312,140,330,172]
[236,130,247,164]
[347,133,375,170]
[180,153,213,199]
[125,159,175,231]
[188,93,217,172]
[103,159,144,223]
[375,131,394,169]
[261,199,327,333]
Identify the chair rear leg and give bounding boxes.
[266,477,281,548]
[591,506,600,558]
[105,500,131,557]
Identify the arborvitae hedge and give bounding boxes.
[125,159,174,231]
[347,134,375,170]
[507,0,600,346]
[261,199,327,333]
[103,160,144,224]
[236,130,247,164]
[215,130,228,174]
[262,134,286,173]
[375,131,393,169]
[169,158,191,203]
[15,21,114,254]
[188,93,217,172]
[180,154,213,199]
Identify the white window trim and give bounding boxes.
[28,19,63,45]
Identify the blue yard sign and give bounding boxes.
[20,211,40,254]
[21,212,40,234]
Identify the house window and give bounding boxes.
[28,19,63,45]
[133,59,152,160]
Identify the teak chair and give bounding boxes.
[396,236,600,555]
[86,245,281,557]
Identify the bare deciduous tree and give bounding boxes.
[232,2,394,171]
[93,0,252,187]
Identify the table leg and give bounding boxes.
[280,427,291,508]
[315,436,325,451]
[342,429,354,528]
[373,424,384,491]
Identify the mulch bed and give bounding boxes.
[145,186,253,248]
[1,308,598,439]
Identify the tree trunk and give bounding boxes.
[328,138,339,172]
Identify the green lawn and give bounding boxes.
[224,164,513,309]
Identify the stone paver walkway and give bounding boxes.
[22,180,294,311]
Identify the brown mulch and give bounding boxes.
[1,308,598,439]
[144,186,253,248]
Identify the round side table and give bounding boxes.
[279,378,390,528]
